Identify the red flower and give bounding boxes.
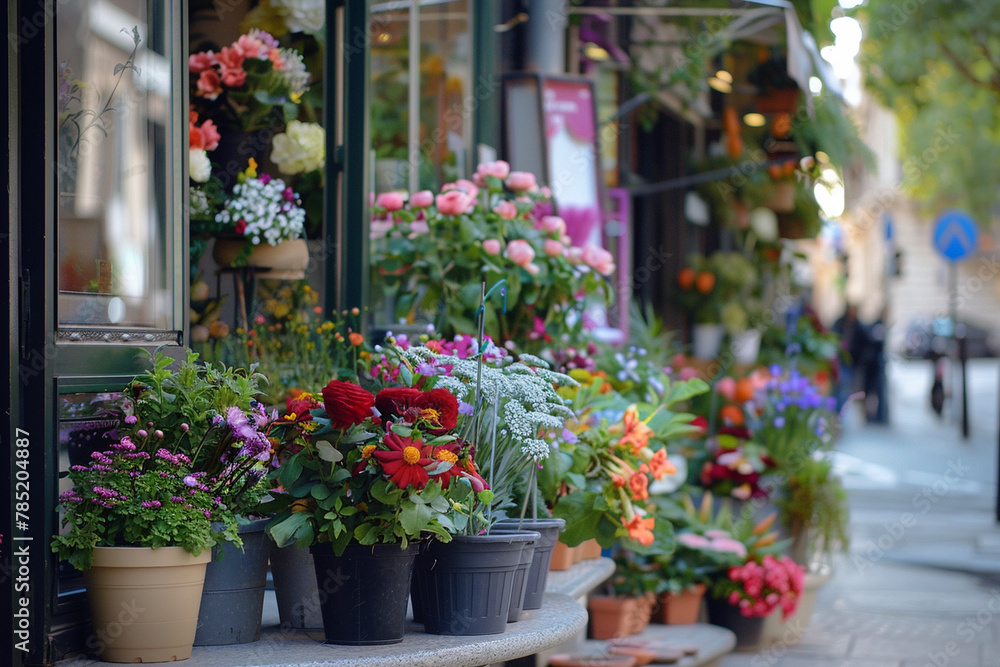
[284,393,321,423]
[373,431,432,489]
[320,380,375,430]
[429,443,461,488]
[628,470,649,501]
[374,387,458,435]
[690,415,708,436]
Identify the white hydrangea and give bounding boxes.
[215,175,305,246]
[279,48,310,95]
[272,0,325,34]
[270,121,325,175]
[190,149,211,183]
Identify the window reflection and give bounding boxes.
[57,0,172,329]
[369,0,470,194]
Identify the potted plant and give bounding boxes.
[211,160,309,279]
[747,366,849,566]
[747,50,801,115]
[50,411,260,661]
[588,550,659,640]
[264,377,456,645]
[385,314,577,634]
[119,350,275,646]
[369,160,613,350]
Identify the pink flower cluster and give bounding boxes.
[189,110,220,152]
[678,529,748,559]
[726,555,805,619]
[189,30,283,100]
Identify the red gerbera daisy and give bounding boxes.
[372,431,432,489]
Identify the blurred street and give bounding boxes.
[721,357,1000,667]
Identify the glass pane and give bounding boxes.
[417,0,471,190]
[370,7,412,193]
[57,0,172,329]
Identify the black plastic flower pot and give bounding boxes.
[495,518,565,610]
[490,529,539,622]
[413,532,538,636]
[310,541,418,645]
[269,541,323,630]
[706,596,765,649]
[194,518,270,646]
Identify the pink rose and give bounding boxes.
[196,69,222,99]
[679,367,699,381]
[474,160,511,185]
[540,186,553,199]
[216,46,245,71]
[581,245,615,276]
[443,179,479,200]
[506,171,537,192]
[235,33,268,59]
[493,200,518,220]
[506,239,535,267]
[408,220,429,237]
[436,190,473,216]
[199,119,220,152]
[716,376,736,402]
[541,215,566,235]
[189,51,216,73]
[410,190,434,208]
[482,239,502,255]
[543,239,564,257]
[375,192,405,212]
[221,67,247,88]
[524,262,540,276]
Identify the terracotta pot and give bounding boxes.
[579,538,603,561]
[588,593,655,640]
[656,583,706,625]
[83,546,211,662]
[765,181,796,213]
[550,541,575,571]
[212,237,310,280]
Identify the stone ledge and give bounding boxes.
[545,557,616,599]
[579,623,737,667]
[60,593,588,667]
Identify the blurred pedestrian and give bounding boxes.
[833,304,867,411]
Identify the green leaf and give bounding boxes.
[315,441,344,463]
[268,512,312,548]
[400,502,433,536]
[665,378,710,407]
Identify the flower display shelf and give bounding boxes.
[64,593,586,667]
[580,624,737,667]
[547,556,616,600]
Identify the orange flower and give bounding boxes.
[648,449,676,480]
[719,403,745,426]
[349,332,364,346]
[628,471,649,501]
[618,406,653,453]
[621,515,656,547]
[611,473,627,488]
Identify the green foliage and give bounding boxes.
[861,0,1000,224]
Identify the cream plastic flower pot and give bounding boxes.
[83,546,211,663]
[759,566,832,646]
[691,324,725,360]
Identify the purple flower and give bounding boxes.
[773,416,786,429]
[458,401,474,416]
[204,510,212,519]
[561,428,579,445]
[170,496,185,503]
[140,500,162,509]
[180,422,189,432]
[154,429,164,439]
[137,429,148,438]
[183,475,198,487]
[259,173,272,184]
[211,413,225,427]
[124,415,138,425]
[416,362,438,376]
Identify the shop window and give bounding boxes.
[370,0,472,194]
[56,0,176,331]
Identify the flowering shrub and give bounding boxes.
[369,161,613,350]
[189,29,309,133]
[122,350,273,517]
[694,433,776,501]
[540,372,708,553]
[50,404,273,571]
[715,554,805,619]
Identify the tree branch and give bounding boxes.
[936,38,1000,94]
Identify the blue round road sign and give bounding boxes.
[933,210,978,263]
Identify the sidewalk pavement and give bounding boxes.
[719,358,1000,667]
